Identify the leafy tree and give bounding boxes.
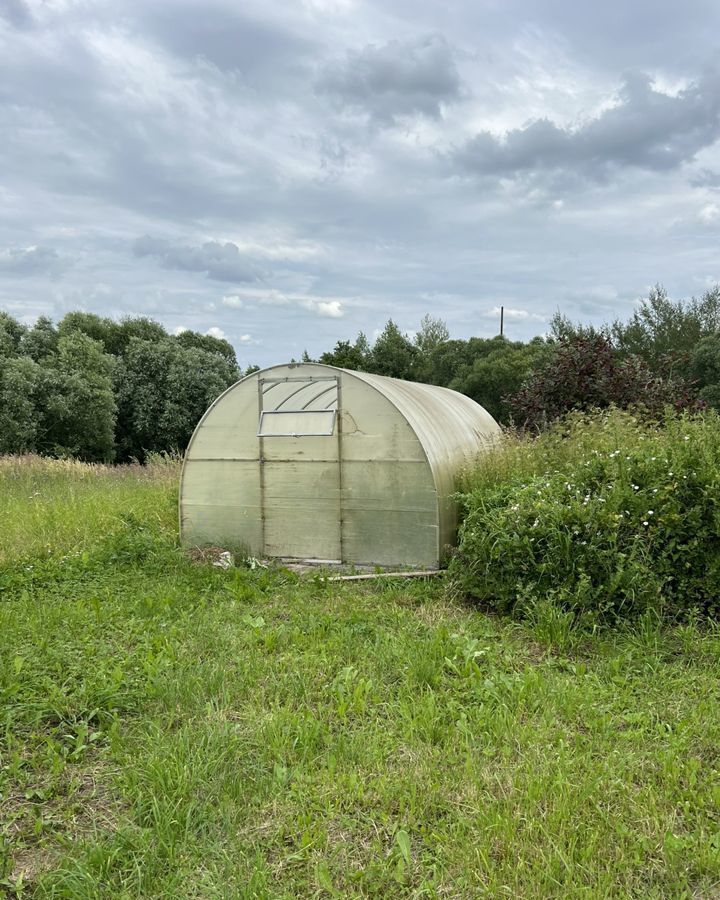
[115,317,169,353]
[612,285,720,375]
[0,355,41,453]
[114,338,237,461]
[689,334,720,410]
[37,332,117,461]
[58,311,122,354]
[370,320,418,380]
[21,316,58,362]
[418,338,473,386]
[415,314,449,354]
[175,329,238,366]
[549,311,606,342]
[0,312,26,356]
[58,312,169,357]
[319,333,371,371]
[413,315,451,382]
[451,337,550,423]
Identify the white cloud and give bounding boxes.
[244,290,347,317]
[305,299,344,318]
[222,295,244,308]
[486,306,547,322]
[700,203,720,223]
[173,325,188,335]
[238,333,261,345]
[206,326,226,339]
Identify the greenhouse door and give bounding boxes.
[257,375,341,562]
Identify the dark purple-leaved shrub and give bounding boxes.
[509,334,699,430]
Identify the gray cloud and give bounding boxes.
[132,237,262,284]
[316,34,461,124]
[454,71,720,180]
[141,2,318,85]
[691,168,720,191]
[2,1,720,365]
[0,0,33,28]
[0,245,70,277]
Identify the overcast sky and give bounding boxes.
[1,0,719,366]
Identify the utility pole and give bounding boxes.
[500,305,504,337]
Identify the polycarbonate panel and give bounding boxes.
[180,459,262,553]
[347,371,501,551]
[342,509,438,568]
[263,460,340,560]
[258,409,335,437]
[341,459,435,511]
[181,504,263,554]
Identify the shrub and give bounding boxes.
[509,334,698,430]
[450,409,720,621]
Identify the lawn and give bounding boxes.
[1,456,720,897]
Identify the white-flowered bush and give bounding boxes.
[450,409,720,621]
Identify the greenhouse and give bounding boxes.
[180,362,500,568]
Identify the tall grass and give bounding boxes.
[0,454,179,564]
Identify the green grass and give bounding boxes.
[0,454,178,565]
[2,457,720,897]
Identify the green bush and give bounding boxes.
[450,409,720,621]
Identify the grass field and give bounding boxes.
[2,456,720,897]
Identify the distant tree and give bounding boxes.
[413,315,451,382]
[58,311,122,355]
[319,333,371,371]
[370,320,418,380]
[689,334,720,411]
[37,332,117,461]
[21,316,58,362]
[419,338,472,386]
[0,355,41,453]
[451,337,550,423]
[612,285,720,376]
[114,338,237,461]
[175,329,239,367]
[415,314,449,353]
[115,317,169,353]
[58,312,170,357]
[0,312,26,355]
[549,311,607,342]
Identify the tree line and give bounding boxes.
[313,285,720,428]
[1,284,719,461]
[0,312,248,462]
